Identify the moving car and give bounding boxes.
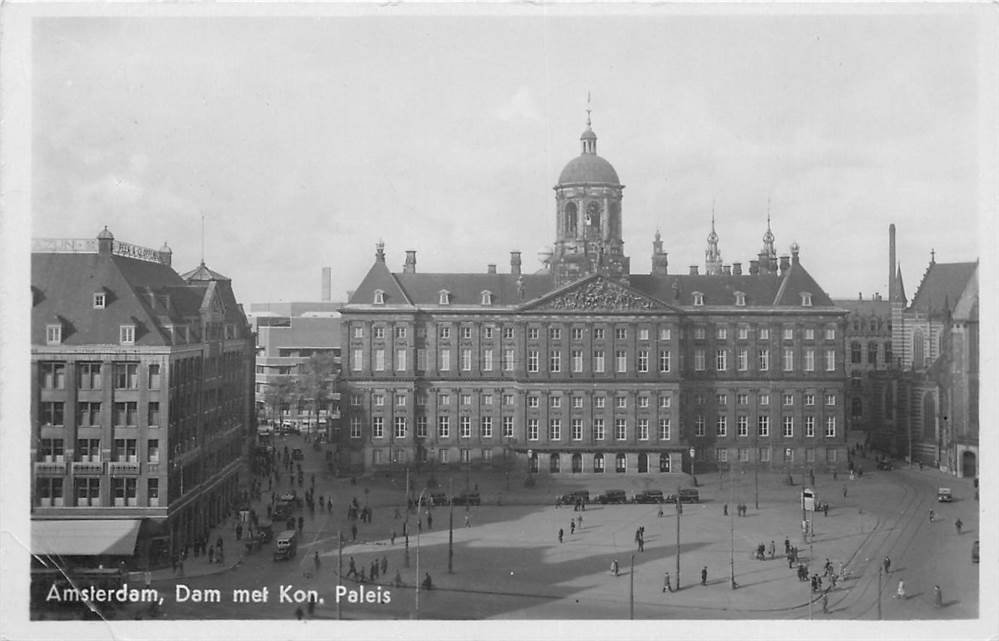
[273,530,298,561]
[596,489,628,504]
[937,487,953,502]
[633,489,665,504]
[665,488,700,504]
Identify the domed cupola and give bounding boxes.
[549,100,629,287]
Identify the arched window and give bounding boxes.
[921,392,936,442]
[659,453,671,472]
[439,290,451,305]
[615,453,627,473]
[565,202,578,237]
[373,289,385,305]
[549,453,560,473]
[734,291,746,306]
[480,290,492,306]
[593,453,605,473]
[571,453,582,473]
[692,292,704,306]
[800,292,813,307]
[851,342,862,363]
[912,328,924,367]
[638,453,649,473]
[585,201,601,232]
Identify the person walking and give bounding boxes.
[784,537,790,555]
[928,508,935,523]
[570,521,575,535]
[955,518,963,534]
[883,556,891,575]
[381,556,388,575]
[347,557,358,579]
[934,585,943,607]
[769,540,776,559]
[558,528,564,543]
[464,514,471,528]
[700,566,708,586]
[314,551,321,572]
[611,559,619,576]
[663,571,672,593]
[893,579,906,600]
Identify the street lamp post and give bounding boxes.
[730,463,736,590]
[689,447,696,487]
[675,481,682,590]
[629,554,635,619]
[448,478,454,574]
[414,490,427,618]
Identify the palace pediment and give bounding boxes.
[522,275,673,312]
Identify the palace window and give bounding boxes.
[593,418,606,440]
[757,415,770,437]
[658,418,671,440]
[502,416,514,438]
[438,416,450,438]
[481,290,493,305]
[46,324,62,345]
[716,415,727,437]
[439,290,451,305]
[374,289,385,305]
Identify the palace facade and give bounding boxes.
[340,115,850,476]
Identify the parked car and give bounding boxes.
[937,487,953,502]
[633,489,665,504]
[558,490,590,505]
[665,488,700,504]
[452,492,481,506]
[596,489,628,504]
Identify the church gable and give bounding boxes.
[521,275,673,313]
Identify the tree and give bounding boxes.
[296,352,339,436]
[263,375,297,424]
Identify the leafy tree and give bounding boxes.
[295,352,339,434]
[263,375,297,423]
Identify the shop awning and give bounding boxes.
[32,519,142,556]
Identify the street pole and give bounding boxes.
[337,531,343,620]
[730,467,736,590]
[675,483,681,590]
[629,554,635,620]
[877,564,883,620]
[448,478,454,574]
[754,465,759,510]
[414,490,425,619]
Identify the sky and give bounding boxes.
[27,6,995,306]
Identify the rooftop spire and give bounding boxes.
[586,90,592,127]
[705,204,723,275]
[580,92,597,154]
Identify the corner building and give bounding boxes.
[31,229,254,567]
[341,116,849,476]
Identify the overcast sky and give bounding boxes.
[29,7,994,305]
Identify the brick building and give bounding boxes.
[30,228,254,567]
[340,114,849,477]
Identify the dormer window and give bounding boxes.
[93,292,106,309]
[481,290,493,306]
[120,324,136,345]
[373,289,385,305]
[734,291,746,307]
[439,290,451,305]
[692,291,704,306]
[45,323,62,345]
[800,292,813,307]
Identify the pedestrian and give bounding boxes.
[784,537,790,555]
[663,571,672,593]
[928,509,935,522]
[893,579,906,600]
[570,521,575,535]
[722,504,728,516]
[307,594,316,617]
[327,498,332,513]
[955,518,963,534]
[314,551,321,572]
[464,514,471,528]
[659,505,665,518]
[769,540,776,559]
[883,556,891,574]
[823,503,829,517]
[381,556,388,575]
[842,486,847,499]
[611,559,619,576]
[347,557,357,579]
[788,553,795,569]
[208,546,215,564]
[933,585,942,607]
[558,528,564,543]
[700,566,708,586]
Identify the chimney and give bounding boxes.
[722,265,732,276]
[158,241,173,267]
[321,267,332,302]
[375,240,385,263]
[487,264,496,274]
[779,255,790,274]
[689,266,699,275]
[404,250,417,274]
[749,260,760,275]
[888,224,896,303]
[511,251,522,276]
[732,262,742,275]
[97,226,114,255]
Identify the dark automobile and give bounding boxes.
[273,502,294,521]
[597,489,628,504]
[558,490,590,505]
[452,492,481,506]
[292,448,304,461]
[665,488,700,504]
[633,489,665,504]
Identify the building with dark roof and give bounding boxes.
[886,224,978,477]
[339,113,849,478]
[31,228,254,569]
[834,294,895,438]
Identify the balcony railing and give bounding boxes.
[34,461,66,475]
[108,461,141,475]
[72,461,104,475]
